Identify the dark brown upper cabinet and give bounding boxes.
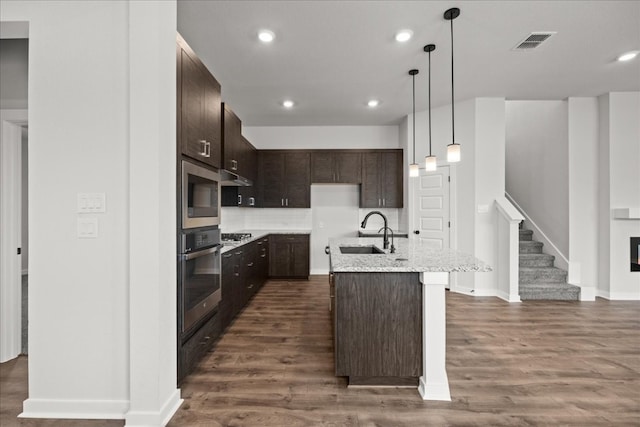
[222,104,242,173]
[177,34,221,168]
[259,151,310,208]
[311,151,362,184]
[360,150,403,208]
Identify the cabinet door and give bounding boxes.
[269,239,291,277]
[256,237,269,287]
[360,152,381,208]
[202,73,221,168]
[311,151,335,183]
[381,151,403,208]
[335,151,362,183]
[179,49,208,163]
[223,105,241,172]
[178,38,221,169]
[284,151,310,208]
[220,251,236,330]
[243,243,258,304]
[290,237,310,278]
[259,152,285,207]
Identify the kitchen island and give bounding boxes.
[329,237,490,401]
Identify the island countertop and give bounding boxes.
[329,237,491,273]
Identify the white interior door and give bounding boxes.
[412,166,450,249]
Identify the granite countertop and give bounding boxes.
[220,229,311,254]
[329,237,492,273]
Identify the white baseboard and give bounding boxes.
[450,285,497,298]
[310,268,329,275]
[579,286,596,301]
[125,389,183,427]
[20,398,128,420]
[496,289,521,303]
[596,289,640,301]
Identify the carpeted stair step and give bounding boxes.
[520,267,568,284]
[519,229,533,241]
[519,253,555,268]
[519,282,580,301]
[519,241,543,254]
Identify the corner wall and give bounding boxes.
[598,92,640,300]
[505,101,569,257]
[1,0,181,423]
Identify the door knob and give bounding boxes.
[413,230,420,234]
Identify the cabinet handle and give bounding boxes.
[260,254,266,258]
[382,198,386,207]
[235,250,243,255]
[231,159,238,170]
[238,194,242,205]
[378,198,381,207]
[199,140,207,157]
[205,141,211,158]
[248,284,254,289]
[247,262,254,267]
[281,198,284,206]
[286,198,289,206]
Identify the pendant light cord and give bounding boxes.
[450,16,455,144]
[428,50,432,156]
[412,72,416,163]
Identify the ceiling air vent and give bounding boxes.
[513,32,556,50]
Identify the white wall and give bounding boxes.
[505,101,569,257]
[598,92,640,300]
[405,98,505,296]
[568,97,599,296]
[0,38,28,109]
[21,127,27,273]
[243,125,399,150]
[1,0,181,423]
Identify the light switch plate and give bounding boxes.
[77,217,98,238]
[77,193,106,213]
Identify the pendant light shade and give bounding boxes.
[423,43,437,172]
[445,7,461,163]
[409,69,419,177]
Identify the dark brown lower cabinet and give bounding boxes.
[178,309,220,384]
[333,272,422,385]
[269,234,310,279]
[220,238,270,332]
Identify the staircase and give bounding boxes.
[519,229,580,300]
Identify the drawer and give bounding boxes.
[179,311,220,383]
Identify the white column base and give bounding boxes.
[418,272,452,402]
[418,375,451,401]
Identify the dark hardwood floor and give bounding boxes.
[2,276,639,426]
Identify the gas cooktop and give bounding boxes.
[221,232,252,242]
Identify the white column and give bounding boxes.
[418,272,451,401]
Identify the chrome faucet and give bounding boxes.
[360,211,390,250]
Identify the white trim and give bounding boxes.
[19,398,129,420]
[495,196,523,303]
[505,191,569,270]
[125,389,183,427]
[418,272,451,401]
[596,289,640,301]
[580,286,596,301]
[0,109,27,363]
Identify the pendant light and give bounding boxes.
[445,7,461,163]
[424,44,437,171]
[408,69,420,177]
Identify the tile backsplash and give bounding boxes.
[221,207,313,231]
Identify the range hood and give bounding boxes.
[220,169,252,187]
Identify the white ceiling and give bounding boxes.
[177,0,640,126]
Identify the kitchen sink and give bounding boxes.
[339,245,385,254]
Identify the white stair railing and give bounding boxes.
[495,196,524,302]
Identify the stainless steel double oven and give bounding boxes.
[179,160,222,334]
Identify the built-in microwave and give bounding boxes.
[181,160,221,229]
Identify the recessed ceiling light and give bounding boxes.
[367,99,379,108]
[282,100,294,108]
[617,50,638,62]
[395,30,413,43]
[258,30,275,43]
